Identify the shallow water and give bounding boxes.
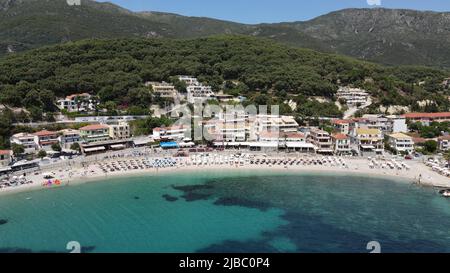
[0,170,449,253]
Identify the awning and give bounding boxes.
[285,142,315,149]
[133,138,151,146]
[160,142,179,148]
[84,146,106,152]
[317,149,334,153]
[0,167,12,172]
[361,145,375,149]
[249,142,278,148]
[213,142,250,147]
[179,142,195,147]
[110,144,125,149]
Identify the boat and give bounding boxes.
[438,189,450,198]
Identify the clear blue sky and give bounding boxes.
[98,0,450,24]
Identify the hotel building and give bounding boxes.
[355,128,384,155]
[10,133,37,154]
[387,133,414,154]
[79,124,110,143]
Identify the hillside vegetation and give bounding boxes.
[0,36,448,115]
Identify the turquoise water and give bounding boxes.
[0,170,449,253]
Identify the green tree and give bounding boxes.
[38,150,47,159]
[51,143,62,152]
[423,140,438,154]
[70,142,81,153]
[11,143,25,157]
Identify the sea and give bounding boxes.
[0,170,449,253]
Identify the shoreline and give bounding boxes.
[1,155,448,197]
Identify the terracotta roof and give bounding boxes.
[332,119,353,125]
[259,131,280,138]
[332,133,349,140]
[438,135,450,141]
[0,150,11,155]
[284,132,305,139]
[34,130,57,137]
[66,93,91,100]
[80,124,109,131]
[402,112,450,119]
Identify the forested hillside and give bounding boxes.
[0,35,448,115]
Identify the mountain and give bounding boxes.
[1,0,450,68]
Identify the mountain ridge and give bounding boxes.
[0,0,449,67]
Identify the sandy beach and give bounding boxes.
[1,151,449,197]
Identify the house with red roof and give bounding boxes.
[331,133,351,155]
[402,112,450,124]
[332,119,354,135]
[79,124,110,143]
[33,130,59,151]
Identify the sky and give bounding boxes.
[97,0,450,24]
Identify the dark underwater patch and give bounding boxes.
[172,184,214,202]
[0,219,8,225]
[133,196,140,200]
[213,197,272,211]
[181,192,212,202]
[162,194,178,202]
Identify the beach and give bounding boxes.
[1,150,449,197]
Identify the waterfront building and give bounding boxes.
[153,125,189,141]
[309,128,333,154]
[10,133,37,154]
[79,124,110,143]
[387,133,414,154]
[355,128,384,155]
[33,130,59,151]
[109,122,131,140]
[332,133,352,155]
[58,129,82,149]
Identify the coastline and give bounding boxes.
[1,155,448,197]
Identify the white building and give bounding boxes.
[58,129,82,150]
[355,128,384,154]
[10,133,37,154]
[309,128,333,154]
[153,125,189,141]
[332,134,352,155]
[387,133,414,154]
[387,115,408,133]
[186,85,215,104]
[253,115,299,138]
[336,87,369,106]
[178,76,200,86]
[57,93,97,113]
[109,122,131,140]
[146,81,178,98]
[438,135,450,151]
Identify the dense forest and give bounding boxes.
[0,35,448,116]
